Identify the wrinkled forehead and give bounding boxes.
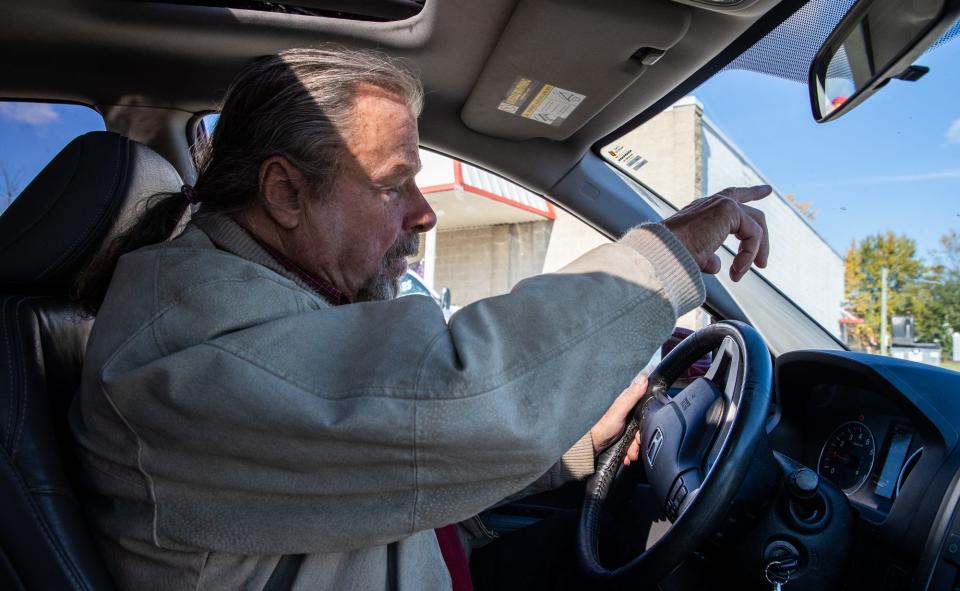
[343,86,421,179]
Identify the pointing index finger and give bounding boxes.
[725,185,772,204]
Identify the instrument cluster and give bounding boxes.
[800,383,923,517]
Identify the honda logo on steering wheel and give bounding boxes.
[646,427,664,467]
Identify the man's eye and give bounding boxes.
[384,187,402,199]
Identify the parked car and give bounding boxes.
[1,0,958,589]
[398,269,458,320]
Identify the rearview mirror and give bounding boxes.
[809,0,959,122]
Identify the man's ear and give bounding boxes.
[258,156,309,230]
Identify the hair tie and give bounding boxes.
[181,184,199,205]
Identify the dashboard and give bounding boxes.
[770,351,960,590]
[799,384,923,519]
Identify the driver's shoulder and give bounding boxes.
[120,226,312,311]
[89,229,320,369]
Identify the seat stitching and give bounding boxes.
[39,136,126,279]
[11,297,30,457]
[0,449,90,591]
[2,296,16,450]
[192,551,211,591]
[10,295,54,457]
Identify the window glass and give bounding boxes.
[0,102,105,215]
[196,112,219,145]
[190,114,615,315]
[602,0,958,357]
[412,150,612,309]
[191,113,613,312]
[398,271,433,298]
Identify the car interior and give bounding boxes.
[1,0,960,589]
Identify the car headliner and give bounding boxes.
[0,0,808,201]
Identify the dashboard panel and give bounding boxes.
[797,383,924,519]
[771,351,960,591]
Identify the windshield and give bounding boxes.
[604,0,960,367]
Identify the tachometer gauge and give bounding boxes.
[818,421,876,494]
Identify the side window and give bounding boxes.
[411,151,713,351]
[195,112,219,145]
[411,150,612,308]
[398,271,433,298]
[0,102,105,215]
[187,115,710,353]
[187,114,612,309]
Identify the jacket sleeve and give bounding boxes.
[95,224,703,555]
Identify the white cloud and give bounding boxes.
[949,118,960,144]
[832,168,960,184]
[0,102,60,126]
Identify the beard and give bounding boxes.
[354,232,420,302]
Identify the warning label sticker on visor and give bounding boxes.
[497,77,586,127]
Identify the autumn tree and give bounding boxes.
[844,231,925,351]
[785,193,817,222]
[915,230,960,357]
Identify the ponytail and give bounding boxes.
[72,45,423,317]
[74,190,190,316]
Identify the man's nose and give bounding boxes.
[405,185,437,233]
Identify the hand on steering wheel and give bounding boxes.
[577,321,772,582]
[590,374,647,458]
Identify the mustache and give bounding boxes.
[385,232,420,261]
[355,232,420,303]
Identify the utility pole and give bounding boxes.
[880,267,889,356]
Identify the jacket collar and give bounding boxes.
[191,212,343,306]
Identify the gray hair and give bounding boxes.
[195,45,424,208]
[75,45,423,315]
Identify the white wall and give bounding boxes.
[702,119,844,336]
[417,150,455,187]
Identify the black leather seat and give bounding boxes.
[0,132,183,590]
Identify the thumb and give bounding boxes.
[612,373,648,416]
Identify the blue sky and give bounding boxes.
[0,102,105,208]
[694,38,960,261]
[1,36,957,261]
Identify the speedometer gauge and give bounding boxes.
[818,421,876,494]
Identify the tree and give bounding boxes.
[785,193,817,222]
[0,161,22,211]
[844,231,925,351]
[915,231,960,357]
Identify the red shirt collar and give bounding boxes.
[249,235,351,307]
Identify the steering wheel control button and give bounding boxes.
[646,427,664,466]
[664,478,689,520]
[672,482,687,505]
[943,533,960,566]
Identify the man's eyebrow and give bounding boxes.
[379,161,422,180]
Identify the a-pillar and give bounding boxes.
[422,225,437,290]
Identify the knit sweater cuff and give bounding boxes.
[559,432,596,482]
[618,223,706,317]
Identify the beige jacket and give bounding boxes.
[70,214,704,590]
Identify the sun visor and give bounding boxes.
[461,0,691,141]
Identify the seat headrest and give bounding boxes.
[0,131,183,292]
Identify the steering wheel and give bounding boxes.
[577,320,773,581]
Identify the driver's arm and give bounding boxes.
[77,224,702,555]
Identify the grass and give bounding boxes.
[940,360,960,373]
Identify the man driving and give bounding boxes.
[70,47,770,590]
